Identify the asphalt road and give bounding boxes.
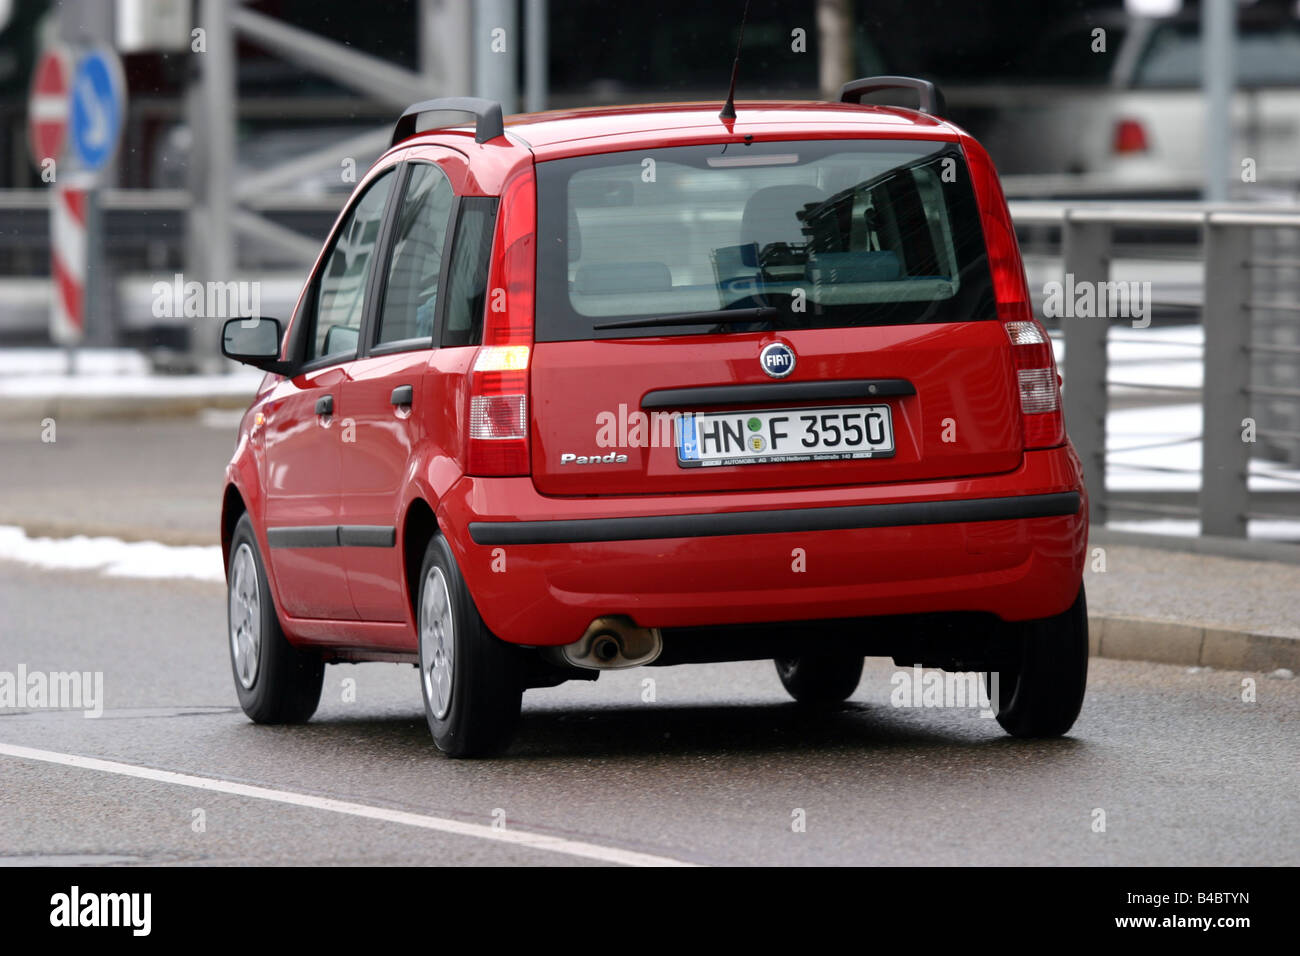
[0,413,239,545]
[1,560,1296,866]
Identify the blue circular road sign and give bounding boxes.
[69,49,125,172]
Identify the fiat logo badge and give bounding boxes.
[760,342,796,379]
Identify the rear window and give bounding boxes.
[534,138,995,341]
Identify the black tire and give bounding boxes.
[227,513,324,723]
[774,652,864,705]
[988,585,1089,738]
[417,535,523,757]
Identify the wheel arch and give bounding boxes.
[221,483,248,574]
[401,497,439,624]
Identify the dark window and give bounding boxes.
[1133,21,1300,89]
[305,168,395,362]
[375,162,455,347]
[440,198,498,348]
[534,139,995,341]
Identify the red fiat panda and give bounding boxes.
[220,78,1088,757]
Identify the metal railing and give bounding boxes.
[1011,201,1300,542]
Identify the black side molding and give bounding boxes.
[338,526,397,548]
[641,379,915,410]
[267,525,396,549]
[267,526,339,549]
[469,492,1082,546]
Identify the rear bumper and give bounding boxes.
[438,446,1087,646]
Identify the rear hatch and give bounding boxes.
[528,136,1023,497]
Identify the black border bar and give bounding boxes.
[641,378,915,410]
[267,526,396,549]
[468,491,1081,546]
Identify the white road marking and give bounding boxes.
[0,741,697,867]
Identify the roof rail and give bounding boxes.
[838,76,945,118]
[391,97,505,146]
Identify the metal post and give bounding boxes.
[191,0,236,372]
[56,0,114,361]
[419,0,472,95]
[474,0,517,114]
[418,0,439,84]
[82,185,109,347]
[1202,0,1235,202]
[816,0,853,101]
[524,0,548,114]
[1062,215,1110,527]
[1201,220,1252,537]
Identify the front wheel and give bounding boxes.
[417,535,522,757]
[987,585,1089,738]
[227,513,323,723]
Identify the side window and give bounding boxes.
[441,198,497,348]
[306,169,395,363]
[375,163,456,347]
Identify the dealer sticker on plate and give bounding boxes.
[676,404,894,467]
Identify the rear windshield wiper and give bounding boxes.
[592,307,779,331]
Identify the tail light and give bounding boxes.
[466,170,536,476]
[964,137,1066,450]
[1005,321,1065,449]
[1112,118,1149,155]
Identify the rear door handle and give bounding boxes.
[390,385,413,407]
[315,394,334,416]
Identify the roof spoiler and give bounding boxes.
[839,75,945,118]
[391,97,505,146]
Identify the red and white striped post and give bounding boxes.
[50,174,90,349]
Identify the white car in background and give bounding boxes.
[1091,3,1300,194]
[974,0,1300,197]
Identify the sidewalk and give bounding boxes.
[0,348,261,422]
[1084,542,1300,671]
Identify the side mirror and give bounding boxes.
[222,317,292,374]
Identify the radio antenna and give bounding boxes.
[719,0,752,121]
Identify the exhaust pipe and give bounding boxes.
[547,616,663,670]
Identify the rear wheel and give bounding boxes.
[774,652,864,705]
[418,535,522,757]
[227,514,323,723]
[987,585,1089,738]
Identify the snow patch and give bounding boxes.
[0,526,224,583]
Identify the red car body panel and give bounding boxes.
[438,446,1085,647]
[222,99,1088,659]
[529,322,1024,497]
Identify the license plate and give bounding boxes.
[676,404,895,467]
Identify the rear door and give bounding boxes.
[262,166,398,619]
[337,154,461,622]
[528,138,1022,498]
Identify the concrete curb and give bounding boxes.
[0,393,253,422]
[1090,615,1299,672]
[1090,527,1300,566]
